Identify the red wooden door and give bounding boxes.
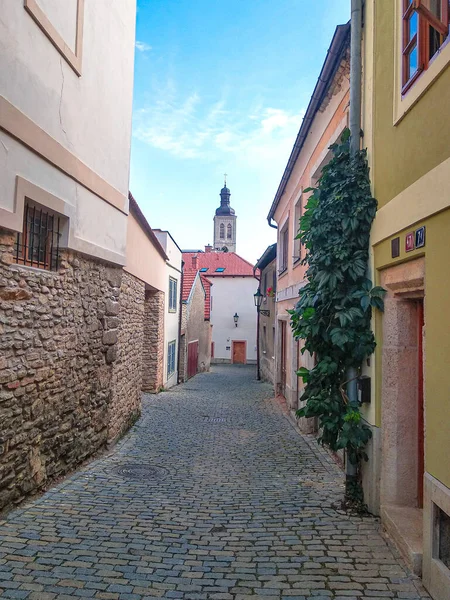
[417,300,424,508]
[187,341,199,379]
[280,321,287,397]
[232,341,246,364]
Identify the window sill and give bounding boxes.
[293,257,302,267]
[278,268,288,278]
[168,309,177,313]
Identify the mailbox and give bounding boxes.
[357,375,371,404]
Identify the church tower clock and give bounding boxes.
[213,177,237,252]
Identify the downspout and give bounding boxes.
[347,0,363,479]
[177,260,184,384]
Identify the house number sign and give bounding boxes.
[405,226,426,253]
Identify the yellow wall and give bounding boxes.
[373,0,450,208]
[371,0,450,490]
[373,211,450,489]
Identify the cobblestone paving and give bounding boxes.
[0,365,428,600]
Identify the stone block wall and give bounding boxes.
[109,270,145,444]
[142,290,165,393]
[0,227,123,511]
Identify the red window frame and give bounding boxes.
[402,0,449,93]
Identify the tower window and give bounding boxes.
[220,223,225,239]
[227,223,232,239]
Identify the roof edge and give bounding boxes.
[267,22,351,223]
[255,243,277,271]
[128,192,168,261]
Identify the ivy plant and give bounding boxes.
[290,129,385,495]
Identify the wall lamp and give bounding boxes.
[233,312,239,327]
[254,288,270,317]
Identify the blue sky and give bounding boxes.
[130,0,350,264]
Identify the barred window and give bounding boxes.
[167,340,176,377]
[14,201,61,271]
[169,277,177,312]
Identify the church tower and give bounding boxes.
[213,178,237,252]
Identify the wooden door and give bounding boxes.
[280,321,287,396]
[417,300,425,508]
[232,341,246,364]
[187,341,199,379]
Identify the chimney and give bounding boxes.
[205,244,212,253]
[192,254,198,270]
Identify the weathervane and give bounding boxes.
[224,173,228,186]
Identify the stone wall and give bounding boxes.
[142,290,164,393]
[109,270,145,444]
[0,227,123,511]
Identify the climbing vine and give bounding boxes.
[289,129,385,505]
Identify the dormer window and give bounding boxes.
[215,267,225,272]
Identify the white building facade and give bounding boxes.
[154,230,182,388]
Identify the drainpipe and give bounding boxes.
[177,260,184,384]
[347,0,363,480]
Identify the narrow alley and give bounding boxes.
[0,366,427,600]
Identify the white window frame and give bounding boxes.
[169,277,177,312]
[293,190,303,265]
[167,340,176,377]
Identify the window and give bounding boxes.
[220,223,225,239]
[279,221,289,274]
[14,201,61,271]
[227,223,232,239]
[200,267,208,272]
[272,266,277,293]
[293,194,303,264]
[402,0,449,91]
[169,277,177,312]
[263,271,268,297]
[167,340,176,377]
[215,267,225,272]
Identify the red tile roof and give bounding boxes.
[182,270,197,302]
[182,251,257,277]
[201,275,212,320]
[182,269,213,321]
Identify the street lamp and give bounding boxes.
[254,289,270,317]
[233,312,239,327]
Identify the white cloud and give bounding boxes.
[133,83,304,171]
[135,41,152,53]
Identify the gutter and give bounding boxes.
[267,22,351,225]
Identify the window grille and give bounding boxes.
[14,202,61,271]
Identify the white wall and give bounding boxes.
[0,0,136,265]
[210,276,258,362]
[154,231,182,388]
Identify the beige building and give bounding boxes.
[267,23,350,429]
[0,0,136,510]
[255,244,277,385]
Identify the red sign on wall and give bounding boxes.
[405,232,415,252]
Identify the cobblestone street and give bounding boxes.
[0,365,428,600]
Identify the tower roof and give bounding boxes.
[215,181,235,216]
